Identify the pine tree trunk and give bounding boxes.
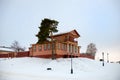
[51,31,55,60]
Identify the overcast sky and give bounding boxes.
[0,0,120,61]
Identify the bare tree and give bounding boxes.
[11,41,25,52]
[86,43,97,56]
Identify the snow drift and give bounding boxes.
[0,57,120,80]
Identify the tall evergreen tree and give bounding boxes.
[36,18,59,60]
[36,18,59,44]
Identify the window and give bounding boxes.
[74,46,76,53]
[72,45,74,53]
[75,46,76,53]
[69,44,71,52]
[67,44,69,52]
[75,47,78,53]
[44,44,47,50]
[62,44,64,50]
[64,44,67,50]
[58,43,61,49]
[38,45,42,51]
[33,46,36,52]
[72,45,75,53]
[52,43,55,49]
[65,36,67,41]
[69,44,73,52]
[48,43,51,50]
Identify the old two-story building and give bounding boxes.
[0,29,94,59]
[29,30,81,58]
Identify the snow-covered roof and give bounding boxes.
[52,29,80,37]
[0,48,14,52]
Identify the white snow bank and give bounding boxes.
[0,57,120,80]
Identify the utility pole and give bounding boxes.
[107,53,109,63]
[102,52,104,66]
[71,53,73,74]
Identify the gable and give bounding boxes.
[51,29,80,39]
[69,29,80,38]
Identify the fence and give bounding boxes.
[0,51,29,58]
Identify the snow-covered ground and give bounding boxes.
[0,57,120,80]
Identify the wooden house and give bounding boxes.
[29,30,81,58]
